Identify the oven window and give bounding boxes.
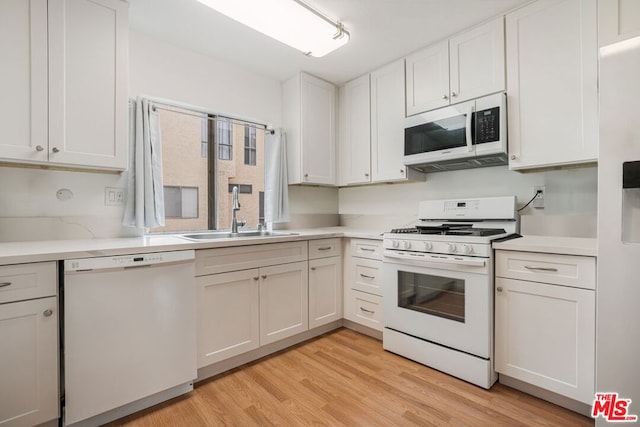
[404,114,467,155]
[398,271,465,323]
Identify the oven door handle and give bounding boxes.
[466,104,475,152]
[383,251,486,267]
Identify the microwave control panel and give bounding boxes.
[475,107,500,144]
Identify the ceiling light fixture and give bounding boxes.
[196,0,350,57]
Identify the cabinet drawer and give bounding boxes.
[350,239,383,260]
[196,241,308,276]
[495,250,595,289]
[308,238,341,259]
[345,289,383,331]
[0,262,57,304]
[353,258,383,295]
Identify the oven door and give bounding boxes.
[403,99,475,165]
[382,253,492,359]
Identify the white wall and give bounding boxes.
[0,31,284,242]
[339,165,598,237]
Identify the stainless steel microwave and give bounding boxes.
[403,93,507,172]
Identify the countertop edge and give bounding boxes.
[492,235,598,257]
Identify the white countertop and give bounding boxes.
[0,227,385,265]
[492,235,597,257]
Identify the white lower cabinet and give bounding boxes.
[0,297,59,426]
[309,256,342,329]
[196,269,260,368]
[495,250,596,404]
[259,261,309,346]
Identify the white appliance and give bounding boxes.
[597,36,640,424]
[63,250,197,426]
[382,196,517,389]
[403,93,507,172]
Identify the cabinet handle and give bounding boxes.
[497,287,503,293]
[510,154,516,160]
[43,309,53,317]
[451,92,457,97]
[261,275,267,279]
[360,248,375,252]
[35,145,44,152]
[442,94,448,100]
[51,147,60,153]
[253,276,259,281]
[360,273,375,279]
[524,265,559,272]
[311,267,316,271]
[318,246,332,251]
[0,282,12,288]
[359,307,375,314]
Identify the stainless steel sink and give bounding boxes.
[180,230,297,241]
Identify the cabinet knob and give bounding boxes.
[364,173,369,177]
[451,92,458,97]
[52,147,60,153]
[253,276,259,281]
[311,267,316,271]
[304,173,309,179]
[442,94,448,100]
[35,145,44,152]
[400,169,404,174]
[261,274,267,279]
[43,309,53,317]
[497,287,503,293]
[510,154,516,160]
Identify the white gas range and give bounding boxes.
[382,196,518,389]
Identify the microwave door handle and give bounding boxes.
[466,105,474,152]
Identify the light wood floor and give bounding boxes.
[109,328,593,426]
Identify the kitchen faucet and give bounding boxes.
[230,186,244,233]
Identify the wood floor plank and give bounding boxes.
[109,328,594,427]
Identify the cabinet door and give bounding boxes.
[0,297,58,426]
[309,256,342,328]
[0,0,48,163]
[599,0,640,46]
[48,0,129,170]
[495,277,595,404]
[371,60,408,182]
[259,261,309,345]
[449,17,505,103]
[405,40,450,115]
[300,73,336,185]
[506,0,598,170]
[340,74,372,185]
[196,269,260,368]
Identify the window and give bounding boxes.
[217,118,233,160]
[244,126,256,165]
[150,103,266,233]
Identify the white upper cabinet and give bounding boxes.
[339,74,371,185]
[338,62,425,186]
[0,0,129,171]
[405,17,505,116]
[506,0,598,170]
[0,0,48,163]
[283,72,336,186]
[598,0,640,46]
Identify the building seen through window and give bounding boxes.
[150,105,265,233]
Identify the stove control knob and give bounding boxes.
[461,244,473,254]
[447,243,457,253]
[392,240,400,249]
[403,241,412,250]
[424,242,433,251]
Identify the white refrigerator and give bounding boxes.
[597,36,640,425]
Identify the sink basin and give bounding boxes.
[180,230,297,241]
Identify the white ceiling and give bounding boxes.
[128,0,529,85]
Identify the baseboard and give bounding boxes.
[499,375,592,417]
[197,320,343,382]
[342,319,382,340]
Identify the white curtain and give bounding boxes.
[264,129,290,223]
[123,97,165,229]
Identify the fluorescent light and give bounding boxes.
[197,0,349,57]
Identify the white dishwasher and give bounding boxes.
[63,250,197,426]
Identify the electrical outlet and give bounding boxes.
[533,185,545,209]
[105,187,125,206]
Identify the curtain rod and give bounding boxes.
[129,98,275,135]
